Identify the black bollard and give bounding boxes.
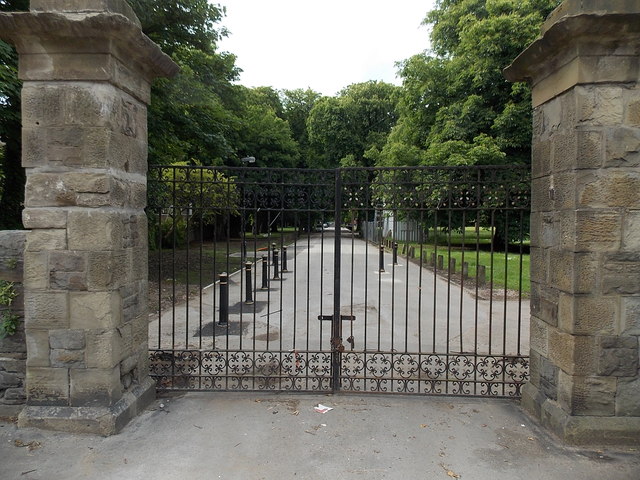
[379,244,385,272]
[273,249,280,280]
[261,255,268,290]
[282,246,288,272]
[219,272,229,325]
[245,262,253,304]
[393,242,399,265]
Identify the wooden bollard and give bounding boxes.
[437,255,444,270]
[462,262,469,279]
[449,257,456,273]
[477,265,486,286]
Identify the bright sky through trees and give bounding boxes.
[217,0,436,96]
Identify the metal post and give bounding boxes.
[273,249,280,280]
[261,255,268,290]
[218,272,228,325]
[282,245,288,272]
[270,242,276,263]
[245,262,253,304]
[393,242,398,265]
[241,240,247,261]
[379,244,385,272]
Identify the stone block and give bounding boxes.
[85,329,123,369]
[558,294,617,335]
[25,330,51,367]
[23,208,68,229]
[69,366,122,407]
[616,377,640,416]
[578,171,640,208]
[574,211,621,252]
[70,291,122,330]
[549,251,598,294]
[1,387,26,405]
[623,210,640,251]
[21,84,64,128]
[531,175,554,213]
[49,329,85,350]
[621,296,640,335]
[22,127,47,168]
[602,252,640,294]
[539,355,559,401]
[598,336,639,377]
[117,324,133,360]
[606,125,640,167]
[67,211,124,251]
[558,372,616,416]
[550,171,577,210]
[24,292,69,329]
[576,85,624,126]
[0,371,21,388]
[25,229,67,252]
[25,367,69,406]
[129,246,147,282]
[529,248,548,284]
[549,331,597,376]
[49,272,87,291]
[49,251,86,273]
[131,313,148,346]
[50,349,85,368]
[87,251,128,290]
[532,139,551,179]
[540,213,559,248]
[530,315,550,357]
[31,0,141,25]
[576,129,603,169]
[530,284,558,327]
[63,84,120,128]
[552,132,578,172]
[528,349,541,387]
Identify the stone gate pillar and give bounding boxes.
[505,1,640,444]
[0,1,178,434]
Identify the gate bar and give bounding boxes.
[332,169,342,391]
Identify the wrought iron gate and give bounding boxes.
[148,165,530,397]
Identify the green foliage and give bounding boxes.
[0,280,19,339]
[233,87,300,168]
[307,81,399,168]
[130,0,240,167]
[380,0,561,168]
[0,0,28,229]
[281,88,322,167]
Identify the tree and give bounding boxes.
[380,0,561,168]
[232,86,299,168]
[129,0,241,167]
[0,0,28,229]
[281,88,322,168]
[307,81,399,168]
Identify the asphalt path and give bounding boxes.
[149,229,529,358]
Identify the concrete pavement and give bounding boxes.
[1,392,639,480]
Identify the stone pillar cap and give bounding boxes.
[0,10,179,80]
[504,0,640,85]
[30,0,140,27]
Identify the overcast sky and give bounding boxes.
[217,1,437,96]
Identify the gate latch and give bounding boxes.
[317,315,356,322]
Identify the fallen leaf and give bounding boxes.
[420,424,428,428]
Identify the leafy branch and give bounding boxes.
[0,279,19,338]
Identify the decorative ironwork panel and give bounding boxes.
[148,165,530,398]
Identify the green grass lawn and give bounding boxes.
[392,227,530,294]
